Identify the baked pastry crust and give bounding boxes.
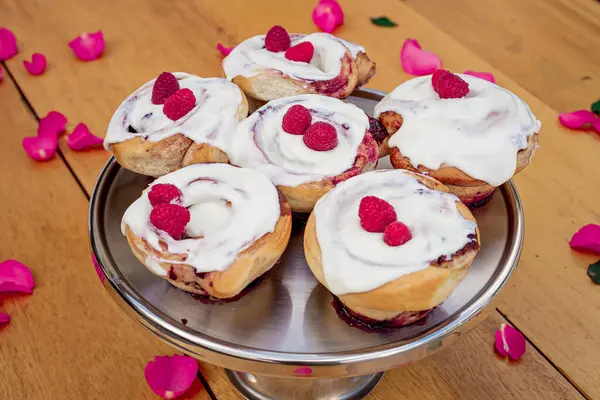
[380,110,539,204]
[126,191,292,300]
[304,172,480,320]
[109,90,248,177]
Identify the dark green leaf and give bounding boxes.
[370,16,398,27]
[587,260,600,284]
[591,99,600,115]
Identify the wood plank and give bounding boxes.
[403,0,600,113]
[0,73,210,399]
[2,0,600,397]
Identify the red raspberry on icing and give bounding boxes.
[431,69,451,92]
[149,203,190,239]
[282,105,312,135]
[358,196,397,233]
[148,183,183,207]
[303,122,338,151]
[384,221,413,246]
[265,25,291,52]
[435,73,469,99]
[285,42,314,63]
[152,72,180,105]
[163,88,196,121]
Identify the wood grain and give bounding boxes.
[0,73,210,400]
[1,0,599,398]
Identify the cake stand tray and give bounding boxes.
[89,89,524,400]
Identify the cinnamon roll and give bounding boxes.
[228,94,379,213]
[122,163,292,300]
[223,26,376,102]
[304,169,480,330]
[374,71,541,206]
[105,72,249,177]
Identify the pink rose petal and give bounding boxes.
[217,43,235,57]
[92,254,105,284]
[0,65,3,82]
[22,135,58,161]
[463,70,495,83]
[145,355,198,399]
[495,323,526,360]
[570,224,600,254]
[0,260,35,294]
[0,27,18,61]
[66,123,104,151]
[592,118,600,134]
[68,30,105,61]
[0,312,10,325]
[23,53,47,76]
[312,0,344,33]
[294,367,312,376]
[558,110,597,130]
[400,39,442,76]
[38,111,68,139]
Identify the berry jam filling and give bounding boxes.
[467,192,494,208]
[331,295,433,332]
[127,125,137,133]
[368,117,388,145]
[189,272,269,304]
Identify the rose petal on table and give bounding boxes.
[294,367,313,376]
[22,135,57,161]
[0,260,35,294]
[312,0,344,33]
[0,312,10,325]
[495,323,526,360]
[0,27,18,61]
[23,53,47,75]
[68,30,105,61]
[463,70,495,83]
[558,110,597,130]
[570,224,600,254]
[92,254,105,284]
[144,355,198,399]
[0,65,3,82]
[216,43,235,57]
[38,111,68,139]
[592,118,600,134]
[66,123,103,151]
[400,39,442,76]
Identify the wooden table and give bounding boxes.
[0,0,598,398]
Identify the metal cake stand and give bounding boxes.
[89,89,524,400]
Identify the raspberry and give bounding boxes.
[384,221,413,246]
[435,73,469,99]
[163,88,196,121]
[358,196,397,233]
[152,72,180,105]
[285,42,314,63]
[149,203,190,239]
[303,122,338,151]
[368,117,388,144]
[282,105,312,135]
[148,183,183,206]
[431,69,451,92]
[264,25,291,52]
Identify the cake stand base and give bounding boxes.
[226,370,384,400]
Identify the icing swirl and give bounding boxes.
[374,75,541,186]
[223,33,364,82]
[122,163,280,273]
[314,169,478,295]
[104,73,244,153]
[228,94,370,187]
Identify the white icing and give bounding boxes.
[374,75,541,186]
[145,256,167,276]
[104,73,244,153]
[122,163,280,273]
[223,33,364,82]
[314,169,477,295]
[228,94,369,187]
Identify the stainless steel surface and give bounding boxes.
[89,88,525,380]
[226,370,384,400]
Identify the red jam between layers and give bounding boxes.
[332,295,433,332]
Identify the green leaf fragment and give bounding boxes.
[587,260,600,284]
[591,99,600,115]
[370,16,398,27]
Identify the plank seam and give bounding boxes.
[1,61,90,200]
[197,369,219,400]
